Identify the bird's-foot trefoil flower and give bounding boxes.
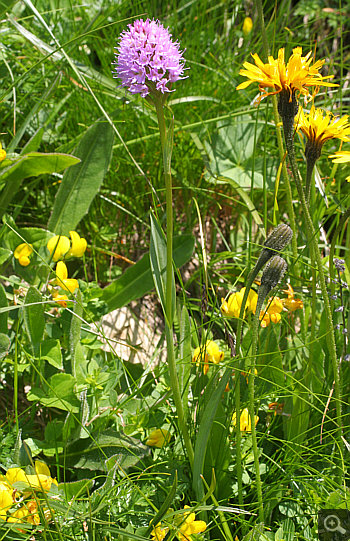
[232,408,259,432]
[282,284,303,312]
[259,297,284,327]
[221,287,258,318]
[47,231,87,262]
[0,143,6,162]
[242,17,253,36]
[176,506,207,541]
[53,261,79,293]
[192,340,224,375]
[14,243,33,267]
[146,429,171,448]
[112,18,186,101]
[151,523,170,541]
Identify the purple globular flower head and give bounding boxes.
[112,18,186,99]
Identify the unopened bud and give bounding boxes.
[261,255,288,293]
[264,224,293,254]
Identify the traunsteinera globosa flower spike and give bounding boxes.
[112,18,186,100]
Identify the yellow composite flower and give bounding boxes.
[177,506,207,541]
[0,143,6,162]
[146,429,171,448]
[151,523,170,541]
[232,408,259,433]
[0,482,13,520]
[237,47,337,102]
[296,105,350,152]
[67,231,87,258]
[14,243,33,267]
[54,261,79,293]
[242,16,253,36]
[260,296,284,328]
[47,235,70,261]
[221,287,258,318]
[329,150,350,181]
[192,340,224,375]
[282,284,303,312]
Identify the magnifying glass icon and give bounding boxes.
[324,514,347,534]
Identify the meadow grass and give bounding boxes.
[0,0,349,540]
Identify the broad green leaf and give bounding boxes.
[0,248,12,266]
[40,339,63,369]
[100,234,195,312]
[0,333,10,359]
[0,152,80,221]
[27,373,80,412]
[59,479,94,501]
[66,429,149,470]
[0,283,8,333]
[150,213,175,325]
[48,121,114,234]
[23,287,45,349]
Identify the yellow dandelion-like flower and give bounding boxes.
[329,150,350,181]
[237,47,337,102]
[296,105,350,154]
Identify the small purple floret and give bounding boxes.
[112,18,186,97]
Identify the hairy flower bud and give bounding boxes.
[261,255,288,293]
[263,223,293,254]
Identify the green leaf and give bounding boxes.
[40,339,63,369]
[0,283,8,334]
[100,234,195,313]
[145,472,178,537]
[0,333,10,360]
[48,121,114,234]
[179,305,192,421]
[192,368,231,501]
[150,212,175,325]
[27,373,80,412]
[59,479,94,501]
[66,429,149,470]
[23,287,45,349]
[0,247,12,266]
[0,152,80,221]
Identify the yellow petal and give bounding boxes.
[68,231,87,258]
[14,243,33,266]
[56,261,68,281]
[47,235,70,261]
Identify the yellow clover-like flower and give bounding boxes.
[177,506,207,541]
[296,105,350,152]
[192,340,224,375]
[221,287,258,318]
[67,231,87,258]
[232,408,259,433]
[237,47,337,102]
[146,429,171,448]
[329,150,350,181]
[47,231,87,261]
[151,523,170,541]
[242,16,253,36]
[47,235,70,262]
[0,482,13,520]
[54,261,79,293]
[0,143,6,162]
[260,297,284,327]
[282,284,303,312]
[14,243,33,267]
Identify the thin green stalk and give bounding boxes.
[153,97,194,467]
[14,319,19,435]
[255,0,298,262]
[281,114,343,480]
[247,293,265,524]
